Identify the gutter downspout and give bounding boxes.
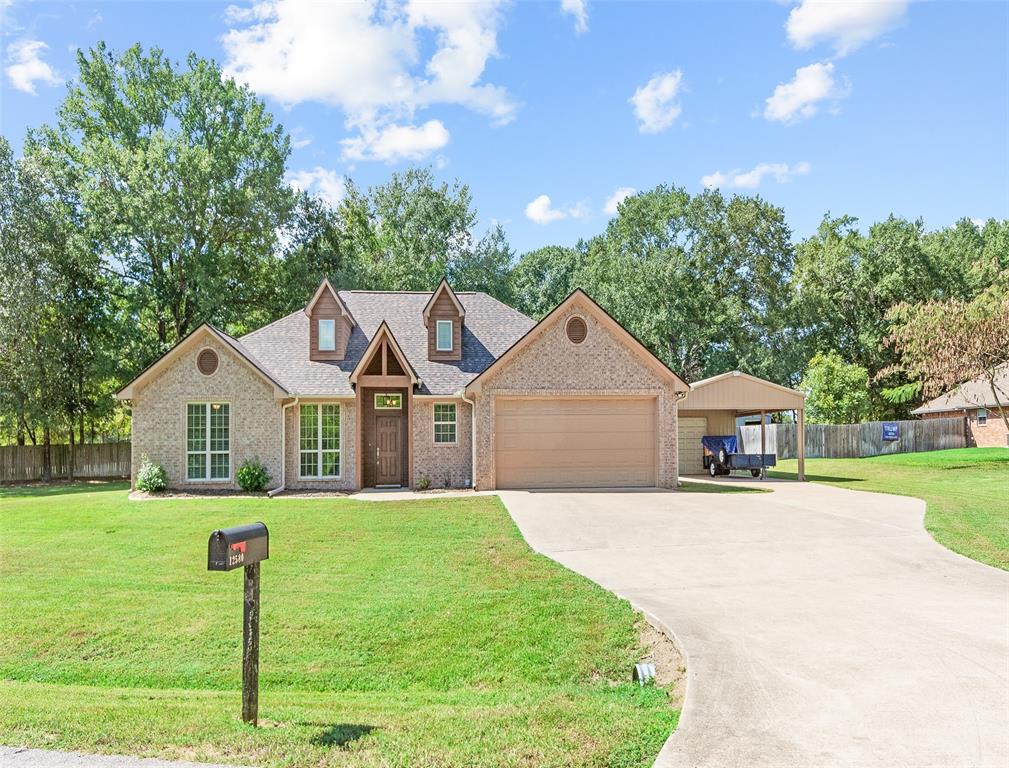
[268,396,299,497]
[458,389,477,489]
[674,390,689,488]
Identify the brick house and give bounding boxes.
[117,280,689,491]
[911,365,1009,448]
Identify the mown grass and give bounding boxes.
[772,447,1009,570]
[0,485,677,767]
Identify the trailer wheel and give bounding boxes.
[709,462,719,477]
[750,469,761,478]
[718,448,728,465]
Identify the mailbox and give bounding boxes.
[208,522,269,571]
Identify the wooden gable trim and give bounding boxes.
[464,289,690,395]
[422,278,465,326]
[305,278,355,325]
[689,370,806,400]
[349,322,419,386]
[116,324,289,401]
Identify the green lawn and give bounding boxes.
[0,484,677,767]
[772,448,1009,570]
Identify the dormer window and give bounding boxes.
[319,319,336,351]
[423,279,464,362]
[436,320,453,352]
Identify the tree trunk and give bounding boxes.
[80,413,86,446]
[989,379,1009,438]
[68,426,75,482]
[42,426,52,482]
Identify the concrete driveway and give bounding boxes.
[499,480,1009,768]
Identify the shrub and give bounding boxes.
[237,456,270,493]
[416,473,431,491]
[136,455,167,493]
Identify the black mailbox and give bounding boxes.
[208,522,269,571]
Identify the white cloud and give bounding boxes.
[289,127,312,150]
[701,161,811,190]
[4,39,60,95]
[787,0,908,57]
[763,61,848,124]
[971,218,986,229]
[524,194,587,225]
[630,70,684,134]
[341,119,450,163]
[561,0,588,34]
[603,186,635,215]
[287,166,346,207]
[221,0,514,162]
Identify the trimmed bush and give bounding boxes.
[416,473,431,491]
[237,457,270,493]
[136,455,167,493]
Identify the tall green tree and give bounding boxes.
[33,43,293,352]
[509,245,583,319]
[799,350,872,424]
[574,186,796,382]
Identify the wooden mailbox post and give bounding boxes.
[208,522,269,726]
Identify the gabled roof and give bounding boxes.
[349,321,419,385]
[684,370,804,413]
[306,278,355,325]
[911,364,1009,414]
[422,278,465,325]
[116,324,289,400]
[464,289,690,395]
[239,291,534,396]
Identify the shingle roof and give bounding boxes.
[239,291,535,396]
[911,363,1009,414]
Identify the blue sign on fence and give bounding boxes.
[882,422,900,441]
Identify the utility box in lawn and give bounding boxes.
[208,522,269,571]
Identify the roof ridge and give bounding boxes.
[341,289,482,295]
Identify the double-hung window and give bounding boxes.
[318,319,336,351]
[300,404,341,478]
[187,402,230,480]
[436,320,453,352]
[434,403,457,444]
[977,408,988,426]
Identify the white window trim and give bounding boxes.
[185,401,231,482]
[433,402,458,445]
[299,403,342,479]
[374,393,403,410]
[318,319,337,351]
[436,320,453,352]
[977,408,988,426]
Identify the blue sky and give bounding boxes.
[2,0,1007,254]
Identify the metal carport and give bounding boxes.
[678,370,806,480]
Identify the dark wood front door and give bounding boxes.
[376,415,402,485]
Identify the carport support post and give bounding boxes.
[760,411,766,478]
[797,408,806,482]
[242,562,260,726]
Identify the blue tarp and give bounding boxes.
[701,435,737,455]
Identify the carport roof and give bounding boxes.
[683,370,804,414]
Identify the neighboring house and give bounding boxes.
[911,364,1009,448]
[117,280,689,492]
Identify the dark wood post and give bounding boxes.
[242,562,261,725]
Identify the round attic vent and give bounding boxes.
[566,316,587,344]
[197,348,219,376]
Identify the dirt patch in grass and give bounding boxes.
[639,620,686,708]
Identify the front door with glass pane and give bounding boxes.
[376,415,401,485]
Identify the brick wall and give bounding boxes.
[472,302,681,489]
[412,398,473,488]
[923,408,1008,448]
[283,399,358,490]
[131,334,283,490]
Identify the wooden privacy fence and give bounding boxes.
[738,417,966,460]
[0,442,131,483]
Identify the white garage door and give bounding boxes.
[677,417,708,475]
[495,397,656,489]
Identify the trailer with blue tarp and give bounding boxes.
[702,435,776,477]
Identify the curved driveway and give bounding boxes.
[499,481,1009,768]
